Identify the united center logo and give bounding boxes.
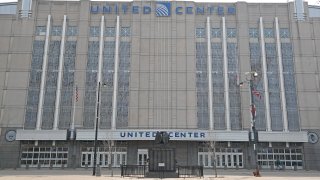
[156,2,171,17]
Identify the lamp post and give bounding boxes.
[93,82,101,176]
[241,71,260,177]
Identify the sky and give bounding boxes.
[0,0,319,6]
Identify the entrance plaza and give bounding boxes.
[1,168,320,180]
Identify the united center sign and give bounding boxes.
[91,2,236,16]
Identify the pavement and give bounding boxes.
[1,168,320,180]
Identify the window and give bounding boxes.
[105,27,115,37]
[90,26,100,37]
[264,28,274,38]
[249,28,259,38]
[59,41,76,129]
[20,146,68,168]
[211,28,221,38]
[120,27,130,37]
[36,26,46,36]
[84,41,99,128]
[227,28,236,38]
[280,28,290,38]
[196,42,209,129]
[67,26,78,36]
[196,28,205,38]
[51,26,62,36]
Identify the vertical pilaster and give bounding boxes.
[222,17,230,131]
[53,15,67,130]
[36,14,51,130]
[259,17,271,131]
[111,16,120,130]
[275,17,288,132]
[206,17,214,131]
[95,16,105,128]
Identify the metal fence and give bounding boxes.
[177,166,204,178]
[120,165,148,177]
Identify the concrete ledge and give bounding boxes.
[16,129,67,140]
[258,131,308,142]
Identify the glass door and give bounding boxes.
[137,149,148,165]
[81,152,93,167]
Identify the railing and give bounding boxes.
[120,165,148,177]
[177,166,204,178]
[120,165,204,178]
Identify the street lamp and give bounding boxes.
[240,71,260,177]
[93,82,107,176]
[92,82,101,176]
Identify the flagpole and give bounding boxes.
[70,83,77,140]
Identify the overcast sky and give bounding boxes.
[0,0,319,6]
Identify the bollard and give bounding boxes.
[61,164,65,170]
[49,163,53,170]
[294,165,297,171]
[236,165,239,170]
[26,164,29,170]
[96,165,101,176]
[37,163,41,169]
[85,164,88,170]
[224,165,227,170]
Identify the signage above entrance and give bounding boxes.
[90,2,236,16]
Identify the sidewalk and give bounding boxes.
[1,168,320,180]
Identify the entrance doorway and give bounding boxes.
[137,149,149,165]
[198,148,243,168]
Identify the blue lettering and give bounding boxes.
[188,132,192,137]
[208,6,214,14]
[194,132,198,138]
[175,132,179,137]
[132,6,139,14]
[143,6,151,14]
[200,133,205,138]
[115,4,118,14]
[91,5,99,14]
[128,132,133,137]
[176,7,183,15]
[228,6,236,15]
[186,7,193,14]
[139,132,144,137]
[152,132,157,137]
[122,4,128,14]
[180,132,186,137]
[135,132,138,137]
[103,5,111,14]
[169,132,173,137]
[120,132,126,137]
[196,7,204,15]
[146,132,150,137]
[217,6,224,15]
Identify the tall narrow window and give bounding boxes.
[59,41,76,129]
[25,41,45,129]
[196,42,209,129]
[100,41,115,129]
[281,43,299,131]
[42,41,61,129]
[117,42,131,128]
[212,43,225,130]
[265,43,283,131]
[83,41,99,128]
[227,43,241,130]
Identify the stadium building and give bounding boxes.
[1,0,320,171]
